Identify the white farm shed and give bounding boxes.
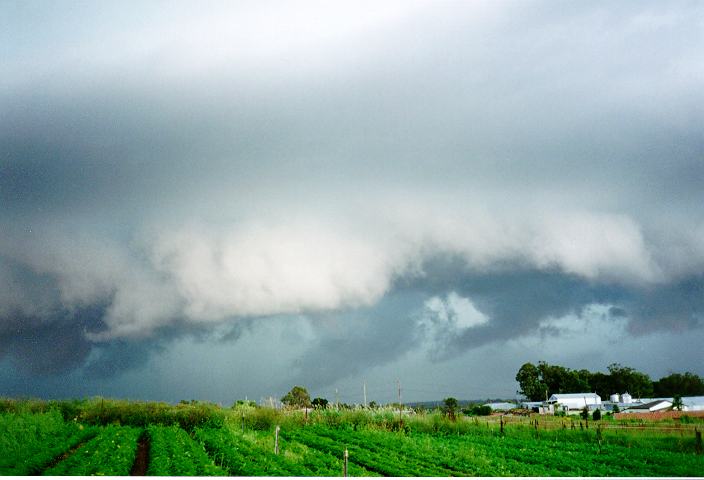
[623,399,672,413]
[549,393,602,411]
[483,402,518,411]
[682,396,704,411]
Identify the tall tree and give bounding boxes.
[281,386,312,408]
[443,397,459,421]
[653,372,704,397]
[516,362,547,401]
[607,363,653,398]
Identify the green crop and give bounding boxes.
[147,424,227,476]
[0,410,97,475]
[195,426,321,476]
[43,425,142,476]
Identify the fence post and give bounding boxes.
[500,415,504,435]
[343,448,349,476]
[275,425,280,455]
[696,428,702,455]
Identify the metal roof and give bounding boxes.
[549,393,600,399]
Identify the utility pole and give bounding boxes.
[363,380,367,408]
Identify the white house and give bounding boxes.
[548,393,602,411]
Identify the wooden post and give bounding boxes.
[343,448,349,476]
[275,425,280,455]
[500,415,504,435]
[397,380,403,429]
[696,428,702,455]
[241,412,245,434]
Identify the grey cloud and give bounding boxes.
[1,0,703,399]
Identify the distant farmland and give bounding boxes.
[1,397,703,476]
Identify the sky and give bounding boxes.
[1,0,703,405]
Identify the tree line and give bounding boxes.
[516,361,704,401]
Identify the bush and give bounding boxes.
[463,405,492,416]
[592,409,601,421]
[246,407,283,431]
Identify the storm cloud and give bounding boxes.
[1,0,703,402]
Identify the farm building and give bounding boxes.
[630,396,704,412]
[548,393,602,412]
[483,402,518,411]
[682,396,704,411]
[622,399,672,413]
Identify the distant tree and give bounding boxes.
[592,409,601,421]
[516,363,548,401]
[368,401,378,409]
[311,397,328,409]
[443,397,459,421]
[654,372,704,397]
[607,363,653,398]
[281,386,312,408]
[672,395,684,411]
[612,404,620,414]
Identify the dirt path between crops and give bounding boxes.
[34,434,96,476]
[130,432,150,476]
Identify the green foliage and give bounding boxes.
[281,386,312,408]
[0,410,97,475]
[516,362,547,401]
[592,408,601,421]
[606,363,653,398]
[653,372,704,397]
[195,427,315,476]
[3,397,704,477]
[43,426,141,476]
[245,407,284,430]
[147,425,227,476]
[0,397,224,431]
[672,395,684,411]
[516,361,661,400]
[580,406,590,420]
[464,404,492,416]
[443,397,459,420]
[311,397,328,409]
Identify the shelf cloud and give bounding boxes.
[1,0,702,401]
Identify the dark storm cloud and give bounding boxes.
[0,304,106,376]
[288,291,426,388]
[1,1,703,399]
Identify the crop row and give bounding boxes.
[295,425,704,477]
[147,424,227,476]
[283,426,456,476]
[42,425,142,476]
[240,427,379,476]
[196,427,323,476]
[0,411,98,475]
[428,428,704,477]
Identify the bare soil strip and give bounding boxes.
[32,433,97,476]
[130,432,150,476]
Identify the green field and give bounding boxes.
[1,397,702,476]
